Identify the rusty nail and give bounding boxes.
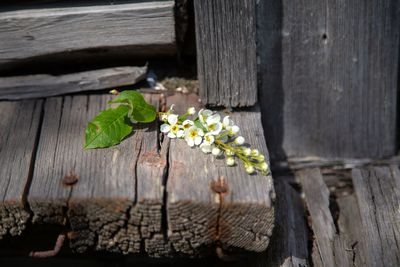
[29,233,66,258]
[210,176,229,195]
[62,171,78,186]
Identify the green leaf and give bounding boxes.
[84,105,132,149]
[109,90,156,123]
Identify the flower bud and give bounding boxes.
[257,154,265,161]
[187,107,196,115]
[235,136,245,145]
[245,165,255,174]
[259,162,269,172]
[212,147,222,156]
[226,149,235,156]
[251,149,260,157]
[226,157,235,166]
[243,148,251,156]
[109,89,119,95]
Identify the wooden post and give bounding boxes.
[258,0,399,160]
[194,0,257,107]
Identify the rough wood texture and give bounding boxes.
[265,180,309,267]
[258,0,399,159]
[27,95,158,254]
[0,1,175,69]
[352,166,400,267]
[166,94,274,256]
[0,100,43,238]
[194,0,257,107]
[0,66,146,100]
[297,168,351,267]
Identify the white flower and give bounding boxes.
[182,119,194,131]
[187,107,196,115]
[222,116,234,128]
[235,136,245,145]
[226,157,235,166]
[200,144,213,153]
[243,148,252,156]
[205,114,222,135]
[245,165,255,174]
[211,147,222,156]
[185,126,204,147]
[199,109,213,124]
[203,133,215,145]
[160,114,184,139]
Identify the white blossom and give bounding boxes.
[199,109,213,125]
[205,114,222,135]
[235,136,245,145]
[203,133,215,145]
[185,126,204,147]
[182,119,194,131]
[160,114,184,138]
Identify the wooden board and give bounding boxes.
[28,95,165,253]
[194,0,257,107]
[0,66,146,100]
[0,99,43,238]
[166,94,274,255]
[352,166,400,267]
[0,1,175,69]
[258,0,399,159]
[296,168,351,267]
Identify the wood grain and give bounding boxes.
[166,94,274,255]
[0,1,175,68]
[352,166,400,267]
[194,0,257,107]
[258,0,399,159]
[0,66,146,100]
[296,168,351,267]
[0,99,43,238]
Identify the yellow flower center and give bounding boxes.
[171,125,179,133]
[208,124,216,131]
[189,130,198,138]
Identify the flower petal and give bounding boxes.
[160,124,171,133]
[167,132,176,138]
[194,136,203,145]
[200,144,212,153]
[167,114,178,125]
[206,114,221,125]
[186,138,195,147]
[176,130,184,138]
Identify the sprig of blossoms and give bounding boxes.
[159,106,270,176]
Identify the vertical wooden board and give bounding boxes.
[352,166,400,267]
[0,100,42,238]
[194,0,257,107]
[258,0,399,159]
[166,94,274,255]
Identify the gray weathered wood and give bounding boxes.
[297,168,351,267]
[0,66,146,100]
[0,99,43,238]
[352,166,400,267]
[265,179,309,267]
[166,93,274,255]
[258,0,399,159]
[0,1,175,69]
[194,0,257,107]
[28,95,166,253]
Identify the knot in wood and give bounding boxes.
[62,171,78,186]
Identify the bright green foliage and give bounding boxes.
[84,91,157,149]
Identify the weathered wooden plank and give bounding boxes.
[28,95,146,254]
[0,1,175,68]
[296,168,351,267]
[0,99,43,238]
[166,93,274,255]
[194,0,257,107]
[352,166,400,267]
[258,0,399,159]
[0,66,146,100]
[265,179,309,267]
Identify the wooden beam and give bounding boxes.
[352,166,400,267]
[0,1,175,69]
[0,66,146,100]
[194,0,257,107]
[0,100,43,239]
[258,0,399,159]
[166,94,274,255]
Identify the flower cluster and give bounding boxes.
[159,106,269,175]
